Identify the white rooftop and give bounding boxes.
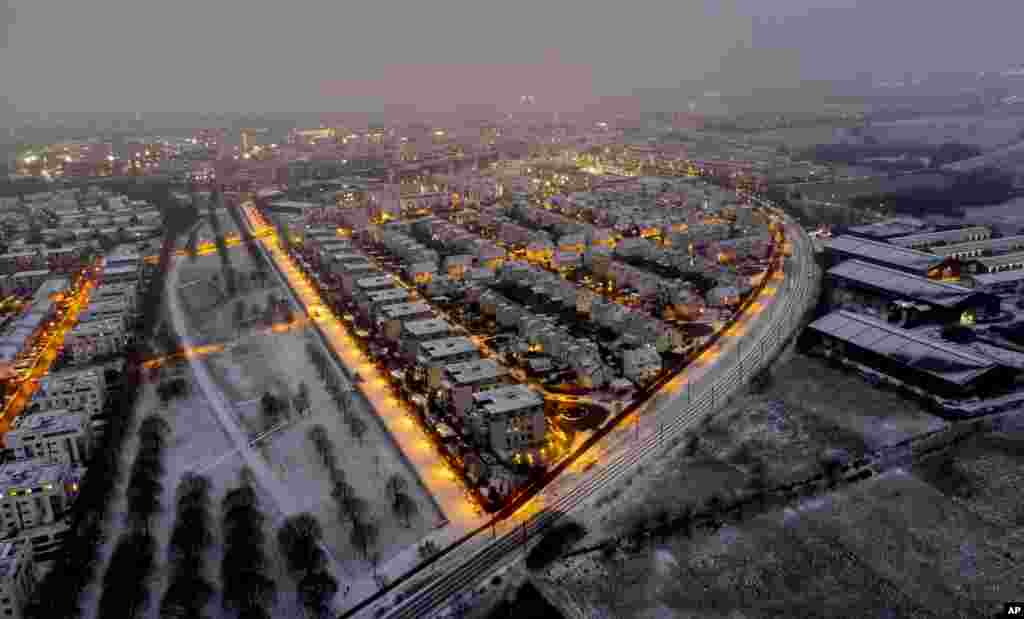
[419,336,478,360]
[0,459,72,493]
[473,384,543,416]
[444,358,506,385]
[381,302,434,320]
[9,410,87,436]
[403,318,452,338]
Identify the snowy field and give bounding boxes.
[205,327,443,573]
[79,375,310,619]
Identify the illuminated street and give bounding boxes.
[0,274,96,433]
[239,202,487,530]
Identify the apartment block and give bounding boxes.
[5,411,92,466]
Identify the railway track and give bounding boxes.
[378,220,818,619]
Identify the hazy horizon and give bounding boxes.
[3,0,1024,126]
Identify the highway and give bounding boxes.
[375,210,818,619]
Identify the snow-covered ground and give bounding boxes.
[166,251,456,615]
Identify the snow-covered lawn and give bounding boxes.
[201,311,442,581]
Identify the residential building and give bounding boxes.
[76,297,129,325]
[5,411,92,465]
[0,459,75,535]
[417,337,480,387]
[92,282,138,317]
[441,359,508,415]
[30,367,106,424]
[0,541,36,619]
[400,318,455,358]
[468,385,546,459]
[622,345,662,385]
[7,270,52,296]
[64,317,125,365]
[378,302,434,339]
[362,288,414,317]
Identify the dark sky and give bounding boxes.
[1,0,1022,121]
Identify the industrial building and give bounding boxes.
[973,250,1024,274]
[844,219,932,241]
[825,260,1001,327]
[823,235,950,278]
[805,310,1017,400]
[928,234,1024,260]
[886,226,991,250]
[963,270,1024,296]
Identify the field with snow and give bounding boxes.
[178,253,442,581]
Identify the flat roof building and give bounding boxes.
[929,234,1024,259]
[974,250,1024,273]
[826,260,1000,326]
[5,410,92,465]
[823,235,946,277]
[402,317,454,341]
[887,226,991,249]
[0,459,75,534]
[31,367,106,423]
[469,384,547,458]
[805,310,1016,399]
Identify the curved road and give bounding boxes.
[376,210,818,619]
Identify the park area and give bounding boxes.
[181,251,442,572]
[77,249,446,618]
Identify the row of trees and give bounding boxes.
[97,415,170,618]
[221,470,278,618]
[278,514,339,618]
[307,424,380,566]
[161,473,216,617]
[232,294,297,336]
[26,200,192,618]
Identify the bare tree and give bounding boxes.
[348,414,368,446]
[233,300,246,335]
[385,474,408,505]
[162,473,215,618]
[99,532,157,619]
[295,381,311,416]
[392,491,418,528]
[221,474,277,616]
[307,425,336,472]
[350,517,379,562]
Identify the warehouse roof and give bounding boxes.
[824,235,944,273]
[886,226,991,247]
[827,260,982,308]
[929,234,1024,258]
[845,219,930,240]
[808,310,998,386]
